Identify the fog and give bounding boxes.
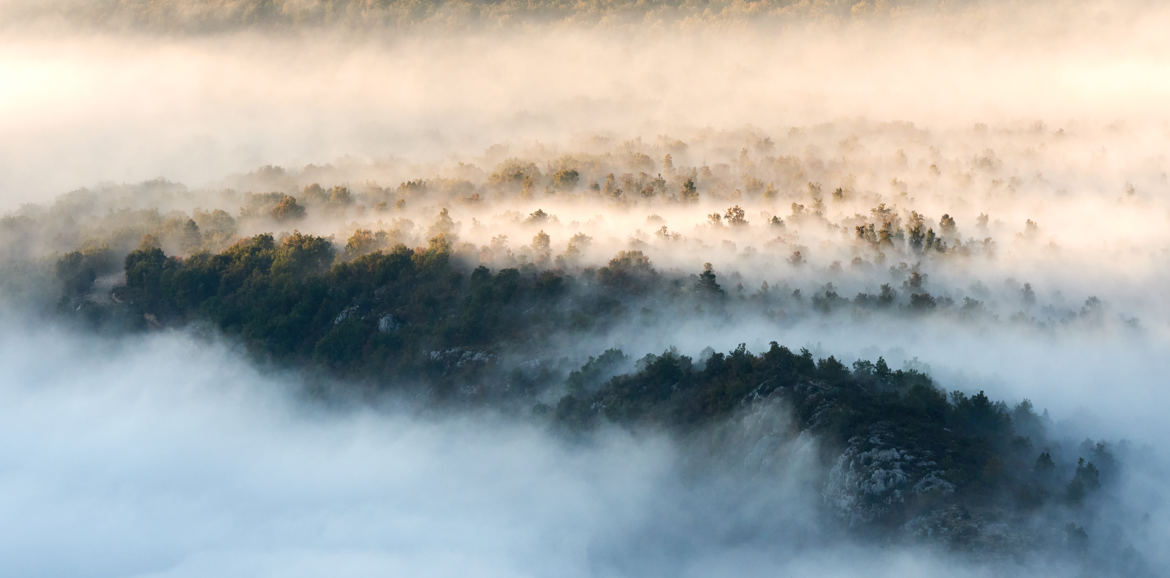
[4,0,1170,575]
[0,317,1108,578]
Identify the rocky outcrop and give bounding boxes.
[823,425,954,527]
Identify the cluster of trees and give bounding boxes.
[554,342,1116,532]
[105,233,655,398]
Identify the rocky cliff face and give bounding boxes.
[704,392,1075,559]
[824,426,954,528]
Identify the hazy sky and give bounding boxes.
[1,1,1168,209]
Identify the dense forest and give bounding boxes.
[30,229,1132,564]
[20,183,1133,567]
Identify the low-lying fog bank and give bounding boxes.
[0,316,1165,577]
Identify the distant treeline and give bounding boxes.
[4,123,1125,338]
[3,0,947,32]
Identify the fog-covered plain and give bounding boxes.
[0,319,1118,578]
[3,0,1170,576]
